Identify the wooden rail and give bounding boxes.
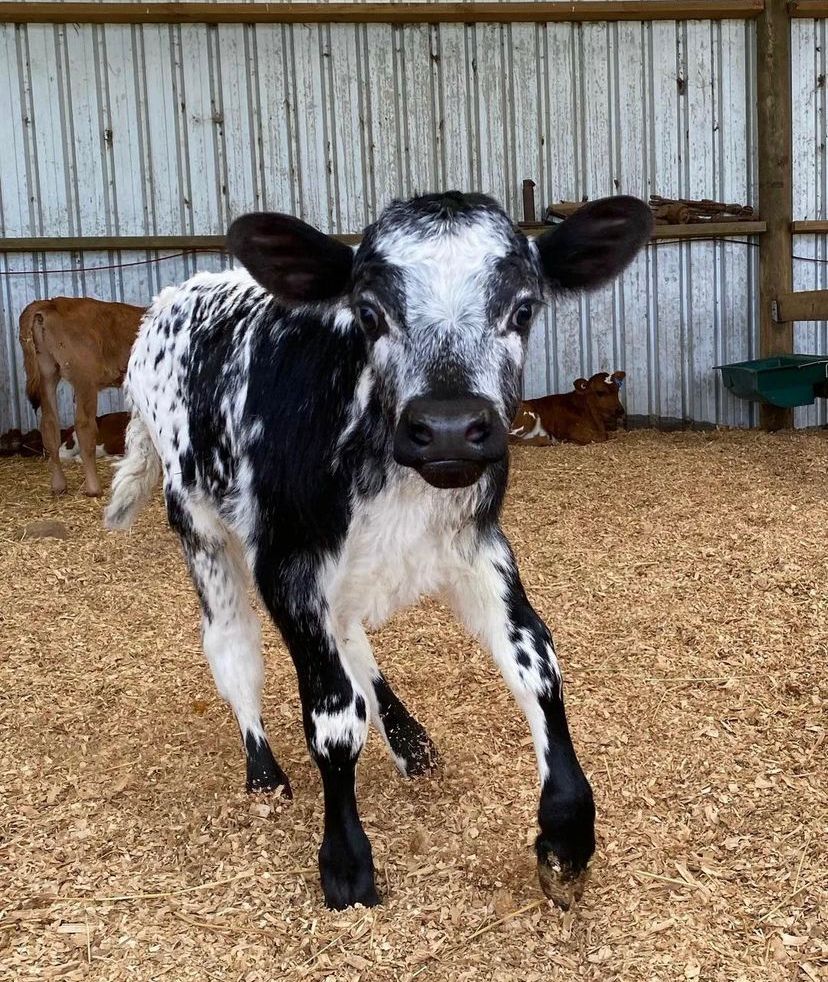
[791,220,828,234]
[774,290,828,321]
[788,1,828,16]
[0,1,766,26]
[0,222,767,254]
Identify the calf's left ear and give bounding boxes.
[535,197,652,292]
[228,213,354,305]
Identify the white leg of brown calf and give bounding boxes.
[39,367,66,494]
[74,382,101,496]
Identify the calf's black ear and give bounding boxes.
[535,196,652,292]
[227,213,354,304]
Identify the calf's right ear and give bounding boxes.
[227,213,354,305]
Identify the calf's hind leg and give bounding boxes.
[38,360,67,494]
[73,379,102,496]
[166,491,291,796]
[339,624,438,777]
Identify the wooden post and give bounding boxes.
[757,0,794,430]
[521,180,536,224]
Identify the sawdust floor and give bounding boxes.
[1,430,826,982]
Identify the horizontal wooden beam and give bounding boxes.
[788,1,828,17]
[523,220,766,238]
[649,220,767,239]
[774,289,828,321]
[791,220,828,234]
[0,221,767,255]
[0,233,358,252]
[0,235,224,252]
[0,1,766,27]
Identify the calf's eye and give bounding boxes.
[510,302,534,332]
[356,302,386,339]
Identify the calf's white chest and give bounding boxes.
[323,473,478,631]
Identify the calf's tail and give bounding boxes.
[104,414,161,530]
[18,306,44,411]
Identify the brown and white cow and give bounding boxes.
[60,411,130,461]
[510,371,626,446]
[18,298,144,496]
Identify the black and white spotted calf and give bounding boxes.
[105,192,651,909]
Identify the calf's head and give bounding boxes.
[229,194,650,488]
[575,371,627,429]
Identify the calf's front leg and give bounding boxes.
[264,587,378,909]
[447,530,595,906]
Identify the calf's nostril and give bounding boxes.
[465,418,491,445]
[408,420,433,447]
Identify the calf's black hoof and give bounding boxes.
[535,788,596,908]
[245,734,292,798]
[401,730,440,777]
[536,838,590,910]
[319,833,380,910]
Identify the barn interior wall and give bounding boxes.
[0,15,799,433]
[792,20,828,430]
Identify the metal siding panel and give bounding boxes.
[103,25,151,235]
[792,23,828,428]
[398,24,439,200]
[0,26,32,236]
[793,237,828,428]
[179,24,224,234]
[364,24,406,213]
[615,22,650,417]
[25,25,73,236]
[579,25,617,377]
[540,24,578,399]
[218,24,262,222]
[649,22,685,421]
[436,24,474,192]
[291,24,332,226]
[474,24,508,203]
[685,23,716,424]
[1,16,760,432]
[140,25,185,234]
[718,20,756,428]
[254,24,298,216]
[511,23,549,398]
[64,24,108,234]
[791,20,823,223]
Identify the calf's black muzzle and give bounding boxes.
[393,395,508,489]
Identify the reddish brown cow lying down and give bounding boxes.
[19,297,144,496]
[510,371,626,446]
[59,411,130,461]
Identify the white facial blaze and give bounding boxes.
[373,216,533,418]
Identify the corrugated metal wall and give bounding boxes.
[792,19,828,429]
[1,16,759,431]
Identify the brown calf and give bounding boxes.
[60,411,130,460]
[510,371,626,446]
[18,298,144,496]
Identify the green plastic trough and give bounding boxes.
[715,355,828,408]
